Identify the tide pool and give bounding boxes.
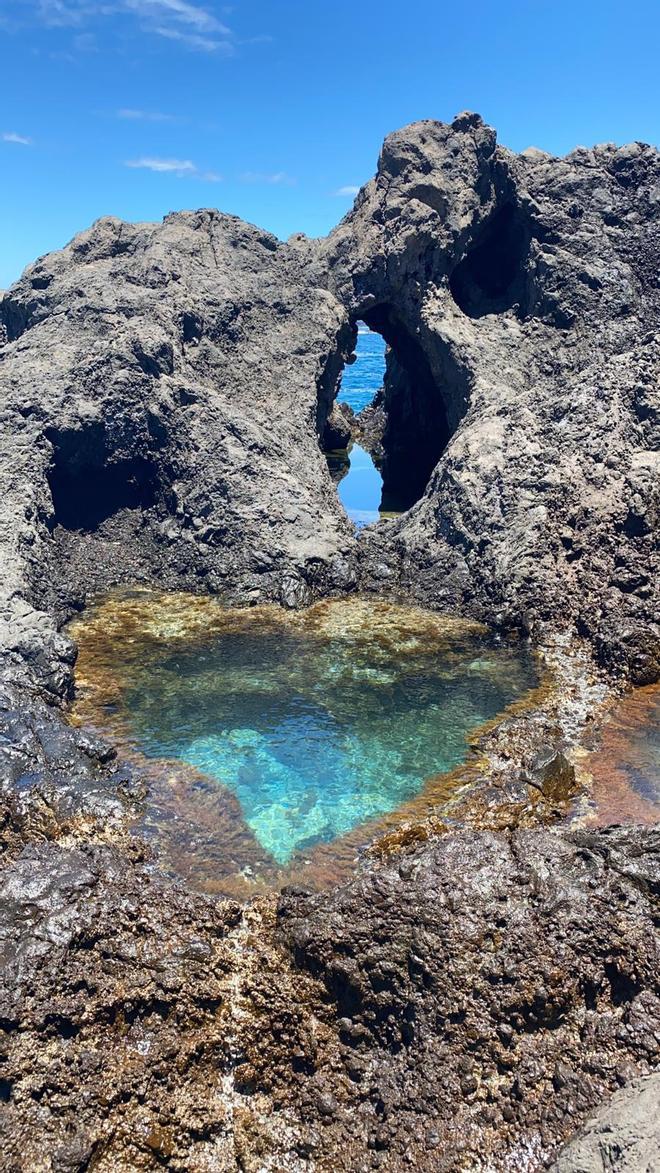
[70,596,539,868]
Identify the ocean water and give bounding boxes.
[338,326,387,413]
[72,596,539,868]
[332,325,387,526]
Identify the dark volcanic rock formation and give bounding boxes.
[0,113,658,686]
[0,211,354,699]
[1,114,659,1170]
[324,114,660,680]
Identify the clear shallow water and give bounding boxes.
[70,596,539,870]
[585,684,660,825]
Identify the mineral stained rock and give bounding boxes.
[0,113,659,1170]
[0,828,658,1171]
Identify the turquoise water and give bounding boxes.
[338,326,386,413]
[112,601,538,864]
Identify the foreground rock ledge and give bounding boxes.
[0,826,658,1171]
[0,113,659,1169]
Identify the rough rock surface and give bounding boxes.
[0,114,659,1170]
[549,1072,660,1172]
[0,113,658,690]
[0,212,354,701]
[0,826,658,1171]
[324,114,660,681]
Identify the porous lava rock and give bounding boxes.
[0,827,657,1170]
[324,114,660,680]
[1,114,659,1170]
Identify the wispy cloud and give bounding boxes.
[18,0,237,52]
[2,131,33,145]
[153,23,232,51]
[335,184,360,197]
[240,170,297,186]
[117,107,178,122]
[125,155,221,180]
[123,0,229,33]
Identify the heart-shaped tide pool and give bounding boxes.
[70,596,539,871]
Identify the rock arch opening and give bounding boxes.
[46,423,160,533]
[449,202,532,318]
[321,308,471,525]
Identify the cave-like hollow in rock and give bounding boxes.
[45,422,162,533]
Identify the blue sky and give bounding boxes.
[1,0,659,288]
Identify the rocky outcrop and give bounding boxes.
[549,1073,660,1172]
[1,114,658,690]
[324,113,660,680]
[0,212,355,700]
[0,114,659,1170]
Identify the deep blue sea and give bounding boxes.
[338,326,386,413]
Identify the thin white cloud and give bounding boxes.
[117,107,178,122]
[2,132,33,145]
[123,0,229,32]
[240,170,297,186]
[125,156,221,180]
[20,1,237,52]
[153,24,231,51]
[335,184,360,197]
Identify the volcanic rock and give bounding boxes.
[0,114,659,1170]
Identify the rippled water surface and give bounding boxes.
[338,326,386,413]
[69,595,539,888]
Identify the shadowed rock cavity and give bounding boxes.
[46,423,161,532]
[448,200,534,318]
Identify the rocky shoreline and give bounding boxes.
[0,112,658,1169]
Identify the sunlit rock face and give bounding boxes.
[68,593,538,890]
[0,113,658,700]
[0,212,356,700]
[324,114,660,679]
